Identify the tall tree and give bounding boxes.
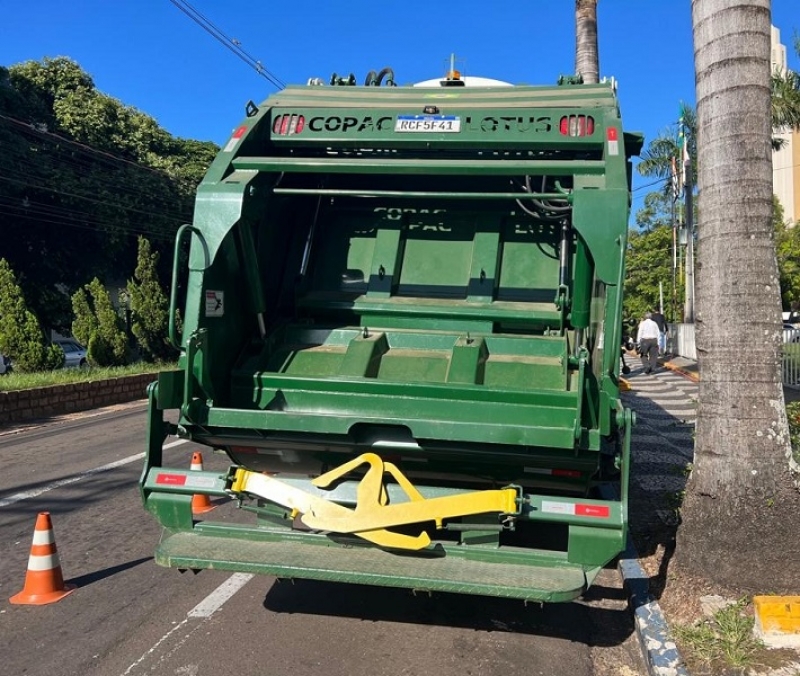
[636,105,697,189]
[127,237,173,362]
[678,0,800,592]
[575,0,599,84]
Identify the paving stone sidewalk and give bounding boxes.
[618,354,698,676]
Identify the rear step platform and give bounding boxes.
[156,530,593,603]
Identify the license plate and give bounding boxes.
[395,115,461,133]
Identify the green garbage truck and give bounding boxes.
[141,66,642,603]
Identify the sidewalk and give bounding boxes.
[619,352,698,676]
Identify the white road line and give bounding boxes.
[0,438,187,508]
[122,573,254,675]
[187,573,254,617]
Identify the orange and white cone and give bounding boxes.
[10,512,75,605]
[190,451,215,514]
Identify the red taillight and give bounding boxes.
[559,115,595,137]
[272,114,306,136]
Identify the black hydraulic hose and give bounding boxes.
[364,70,378,86]
[376,67,396,86]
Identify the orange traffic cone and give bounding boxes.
[10,512,75,605]
[190,451,215,514]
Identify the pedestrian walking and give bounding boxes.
[636,311,660,374]
[650,309,669,356]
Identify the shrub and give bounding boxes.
[127,237,174,361]
[0,259,64,371]
[71,286,99,348]
[71,278,128,367]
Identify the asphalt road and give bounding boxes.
[0,403,642,676]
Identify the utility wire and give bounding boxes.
[0,175,187,225]
[0,113,198,186]
[0,199,174,242]
[168,0,285,90]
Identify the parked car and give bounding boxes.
[54,338,89,368]
[783,323,800,344]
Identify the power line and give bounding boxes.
[0,201,174,242]
[168,0,285,90]
[0,175,188,225]
[0,113,199,188]
[0,113,201,222]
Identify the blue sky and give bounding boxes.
[2,0,799,213]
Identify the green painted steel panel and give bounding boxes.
[156,531,590,603]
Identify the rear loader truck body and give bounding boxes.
[141,66,643,603]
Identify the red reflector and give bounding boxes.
[156,473,187,486]
[575,504,610,518]
[552,469,582,478]
[232,125,247,139]
[272,115,283,134]
[280,115,290,135]
[559,117,568,135]
[606,127,618,141]
[295,115,305,133]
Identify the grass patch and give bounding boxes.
[674,599,765,674]
[0,362,170,392]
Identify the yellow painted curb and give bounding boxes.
[753,596,800,648]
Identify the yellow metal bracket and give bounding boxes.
[227,452,521,551]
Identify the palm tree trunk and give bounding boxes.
[678,0,800,592]
[575,0,599,84]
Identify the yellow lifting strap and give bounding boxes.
[228,452,520,551]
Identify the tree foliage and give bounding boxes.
[771,67,800,149]
[774,196,800,310]
[0,57,218,332]
[71,278,128,367]
[0,258,63,371]
[70,285,98,348]
[127,237,174,362]
[625,224,682,324]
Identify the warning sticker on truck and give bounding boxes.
[205,290,224,317]
[223,125,247,152]
[541,500,610,518]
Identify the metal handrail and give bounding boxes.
[169,224,208,350]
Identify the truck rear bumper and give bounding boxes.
[156,526,596,603]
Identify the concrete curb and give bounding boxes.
[661,360,699,383]
[618,544,689,676]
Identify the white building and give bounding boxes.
[772,25,800,225]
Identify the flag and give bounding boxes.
[680,136,690,195]
[671,156,680,200]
